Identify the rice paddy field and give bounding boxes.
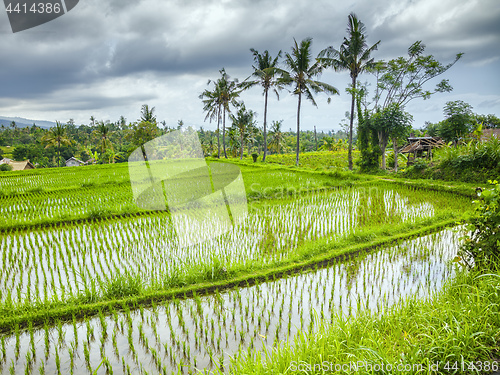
[0,160,481,374]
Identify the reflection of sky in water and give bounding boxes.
[1,229,462,374]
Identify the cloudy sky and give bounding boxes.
[0,0,499,132]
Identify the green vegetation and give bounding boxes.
[460,180,500,269]
[223,266,499,374]
[263,150,357,170]
[403,136,500,183]
[0,228,473,374]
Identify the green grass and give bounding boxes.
[400,137,500,184]
[236,150,360,170]
[222,267,500,374]
[0,146,13,159]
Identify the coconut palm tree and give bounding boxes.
[246,49,282,161]
[230,105,256,160]
[93,121,114,158]
[200,69,243,158]
[140,104,157,124]
[268,120,286,154]
[41,121,72,167]
[200,82,223,157]
[281,38,339,166]
[218,69,243,158]
[319,13,380,170]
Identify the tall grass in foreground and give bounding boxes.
[223,268,500,374]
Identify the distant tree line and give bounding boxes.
[0,105,349,167]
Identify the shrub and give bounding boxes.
[0,164,12,172]
[459,180,500,269]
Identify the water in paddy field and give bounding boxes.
[0,228,463,374]
[0,187,437,306]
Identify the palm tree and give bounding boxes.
[200,69,242,158]
[268,120,286,154]
[140,104,157,124]
[90,116,96,127]
[230,105,256,160]
[93,121,114,158]
[281,38,339,166]
[246,49,282,161]
[218,68,243,158]
[41,121,72,167]
[319,13,380,170]
[200,81,223,157]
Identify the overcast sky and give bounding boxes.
[0,0,499,132]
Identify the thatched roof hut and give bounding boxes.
[7,160,35,171]
[399,136,446,165]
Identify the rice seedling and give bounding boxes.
[0,182,467,313]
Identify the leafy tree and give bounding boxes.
[246,49,282,161]
[439,100,474,144]
[375,41,462,109]
[319,136,336,151]
[460,180,500,270]
[371,103,413,170]
[281,38,339,166]
[126,121,159,149]
[475,113,500,129]
[356,91,381,171]
[319,13,380,170]
[41,121,72,167]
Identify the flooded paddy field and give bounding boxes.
[0,186,457,307]
[0,228,463,374]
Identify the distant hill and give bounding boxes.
[0,117,56,129]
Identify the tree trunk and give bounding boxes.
[263,89,268,162]
[217,107,221,158]
[378,132,388,169]
[314,126,317,151]
[296,92,302,166]
[381,144,387,169]
[348,76,356,171]
[223,107,227,158]
[393,138,399,172]
[240,132,244,160]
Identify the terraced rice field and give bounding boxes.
[0,229,462,374]
[0,186,458,307]
[0,162,472,374]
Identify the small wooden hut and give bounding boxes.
[65,157,85,167]
[2,159,35,171]
[399,136,445,166]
